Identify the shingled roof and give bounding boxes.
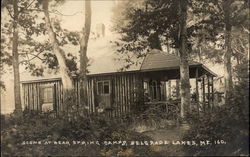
[21,49,216,83]
[140,49,201,71]
[86,49,216,77]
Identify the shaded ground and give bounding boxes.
[140,124,190,156]
[143,127,186,141]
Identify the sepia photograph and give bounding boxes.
[1,0,249,156]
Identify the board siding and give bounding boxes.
[21,72,142,117]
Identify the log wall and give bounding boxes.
[21,72,142,117]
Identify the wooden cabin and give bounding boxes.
[21,49,217,116]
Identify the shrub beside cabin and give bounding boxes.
[21,50,217,117]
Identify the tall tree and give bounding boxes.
[42,0,75,114]
[190,0,249,103]
[178,0,190,118]
[2,0,81,116]
[1,0,45,116]
[79,0,91,109]
[12,0,22,116]
[112,0,192,117]
[222,0,233,102]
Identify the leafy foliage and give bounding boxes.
[1,112,154,157]
[182,61,249,156]
[111,0,184,70]
[189,0,249,63]
[1,0,81,79]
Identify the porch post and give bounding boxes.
[168,80,171,100]
[202,77,205,111]
[195,68,199,114]
[140,73,144,104]
[176,80,180,99]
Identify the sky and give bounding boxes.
[57,0,115,33]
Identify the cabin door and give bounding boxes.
[97,80,111,109]
[40,84,56,112]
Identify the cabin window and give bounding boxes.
[97,81,110,94]
[43,87,53,103]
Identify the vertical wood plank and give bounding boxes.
[57,81,60,113]
[207,76,210,108]
[23,85,26,109]
[195,68,199,103]
[195,68,199,115]
[56,82,59,114]
[36,83,40,111]
[34,84,37,111]
[132,74,136,108]
[211,76,214,110]
[114,74,118,117]
[57,82,60,112]
[119,75,122,117]
[125,75,128,114]
[122,75,125,115]
[28,84,30,110]
[60,81,63,112]
[127,74,131,114]
[88,79,91,114]
[91,78,95,114]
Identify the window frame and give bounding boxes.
[97,80,110,95]
[42,86,54,103]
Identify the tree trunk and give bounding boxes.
[79,0,91,113]
[42,0,75,115]
[179,0,191,118]
[198,46,202,62]
[172,49,180,99]
[223,0,233,103]
[12,0,22,116]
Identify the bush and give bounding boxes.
[128,100,180,131]
[182,61,249,156]
[1,112,153,157]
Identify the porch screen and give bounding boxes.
[151,81,161,100]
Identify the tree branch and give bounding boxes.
[241,25,250,34]
[53,9,82,16]
[233,47,245,56]
[20,51,45,64]
[19,0,36,14]
[231,2,248,19]
[6,6,14,19]
[214,0,223,14]
[23,8,82,16]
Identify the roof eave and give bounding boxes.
[201,65,218,77]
